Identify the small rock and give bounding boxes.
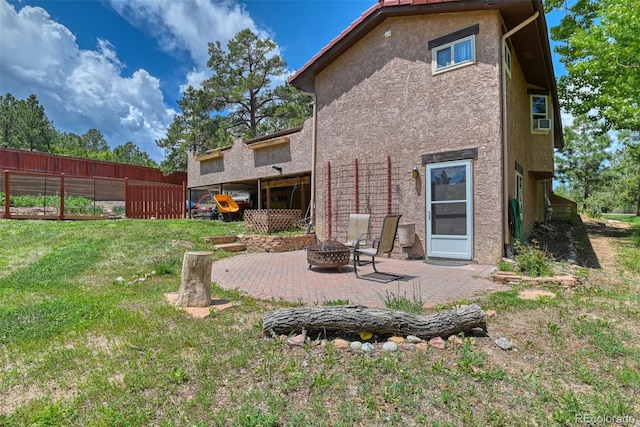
[382,341,398,352]
[333,338,350,349]
[361,342,375,353]
[495,337,513,351]
[429,336,446,350]
[287,334,306,346]
[350,341,363,352]
[415,342,429,351]
[388,336,405,344]
[406,335,422,344]
[401,343,417,351]
[485,310,497,318]
[115,277,124,283]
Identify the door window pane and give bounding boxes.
[431,202,467,235]
[430,166,467,201]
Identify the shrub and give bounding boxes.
[513,241,554,277]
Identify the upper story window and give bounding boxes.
[530,94,551,132]
[429,24,479,75]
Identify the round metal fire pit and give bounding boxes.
[306,241,350,269]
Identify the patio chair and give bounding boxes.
[353,214,404,283]
[333,213,371,265]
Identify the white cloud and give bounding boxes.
[108,0,261,89]
[0,0,175,161]
[180,69,211,93]
[0,0,286,161]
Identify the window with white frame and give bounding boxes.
[429,24,479,75]
[432,36,475,73]
[530,94,551,132]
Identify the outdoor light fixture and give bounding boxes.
[412,165,419,178]
[272,165,283,173]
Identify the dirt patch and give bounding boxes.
[518,289,556,300]
[530,215,635,273]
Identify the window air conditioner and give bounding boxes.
[533,118,551,130]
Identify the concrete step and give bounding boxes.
[214,242,246,252]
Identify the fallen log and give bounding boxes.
[262,303,486,339]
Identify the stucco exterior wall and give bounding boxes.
[187,121,313,189]
[313,11,505,264]
[505,39,555,238]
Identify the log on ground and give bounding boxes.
[262,304,486,339]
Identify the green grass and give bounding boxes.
[0,192,105,215]
[1,218,639,425]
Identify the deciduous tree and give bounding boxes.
[546,0,640,132]
[112,141,158,167]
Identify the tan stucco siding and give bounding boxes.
[505,37,555,238]
[313,11,504,264]
[187,121,313,189]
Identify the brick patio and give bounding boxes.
[211,250,508,308]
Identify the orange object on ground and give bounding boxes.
[213,194,240,213]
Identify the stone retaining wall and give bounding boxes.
[241,233,317,253]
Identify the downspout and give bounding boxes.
[299,91,317,230]
[501,10,539,257]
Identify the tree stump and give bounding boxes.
[263,304,486,339]
[175,251,213,307]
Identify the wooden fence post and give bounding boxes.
[124,177,129,218]
[59,173,65,220]
[4,170,10,219]
[182,181,187,218]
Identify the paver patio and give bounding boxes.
[211,250,508,308]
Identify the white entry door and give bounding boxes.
[426,160,473,259]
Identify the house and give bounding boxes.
[187,125,312,213]
[188,0,563,264]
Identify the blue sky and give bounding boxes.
[0,0,565,162]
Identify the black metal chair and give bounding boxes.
[353,214,404,283]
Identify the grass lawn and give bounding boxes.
[1,218,639,426]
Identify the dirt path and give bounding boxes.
[580,215,636,275]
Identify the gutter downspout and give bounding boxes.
[300,91,317,231]
[501,10,539,257]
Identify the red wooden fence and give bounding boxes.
[1,170,186,220]
[125,179,186,219]
[0,148,186,184]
